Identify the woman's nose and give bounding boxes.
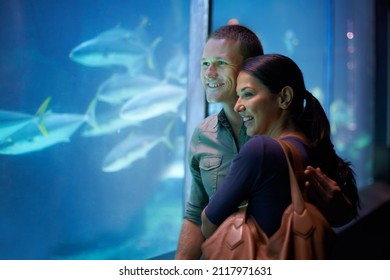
[234,102,245,113]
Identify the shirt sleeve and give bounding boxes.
[184,126,209,225]
[205,137,266,226]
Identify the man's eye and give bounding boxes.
[201,61,210,67]
[217,61,227,65]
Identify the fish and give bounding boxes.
[69,20,162,72]
[119,83,186,122]
[102,122,173,172]
[81,108,140,138]
[0,111,35,141]
[96,73,162,105]
[80,95,140,137]
[0,97,94,155]
[163,46,188,85]
[0,112,87,155]
[0,97,52,140]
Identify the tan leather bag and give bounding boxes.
[201,140,335,260]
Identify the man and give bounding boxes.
[175,24,358,259]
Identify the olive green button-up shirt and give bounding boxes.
[184,109,249,225]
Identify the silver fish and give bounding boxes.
[102,122,173,172]
[0,110,34,141]
[0,112,87,155]
[69,24,161,72]
[119,83,186,122]
[97,73,162,105]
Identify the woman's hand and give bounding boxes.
[304,166,354,227]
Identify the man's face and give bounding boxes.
[200,38,243,105]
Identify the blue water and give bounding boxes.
[0,0,189,259]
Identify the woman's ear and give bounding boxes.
[279,86,294,109]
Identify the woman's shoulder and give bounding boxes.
[246,135,280,147]
[243,135,309,160]
[279,135,308,146]
[278,136,310,164]
[241,135,283,157]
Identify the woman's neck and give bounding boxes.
[268,122,306,141]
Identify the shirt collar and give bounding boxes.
[217,108,250,148]
[217,108,230,128]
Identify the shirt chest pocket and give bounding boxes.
[199,156,222,196]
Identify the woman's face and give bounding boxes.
[234,72,281,136]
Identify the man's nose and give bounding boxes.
[205,64,217,78]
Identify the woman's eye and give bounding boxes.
[243,92,253,98]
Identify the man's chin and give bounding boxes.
[206,93,222,103]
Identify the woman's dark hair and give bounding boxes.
[240,54,360,219]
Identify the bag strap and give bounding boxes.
[277,139,306,215]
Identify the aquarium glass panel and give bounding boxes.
[209,0,374,188]
[0,0,189,259]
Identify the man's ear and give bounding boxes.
[279,86,294,109]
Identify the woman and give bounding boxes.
[201,54,359,239]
